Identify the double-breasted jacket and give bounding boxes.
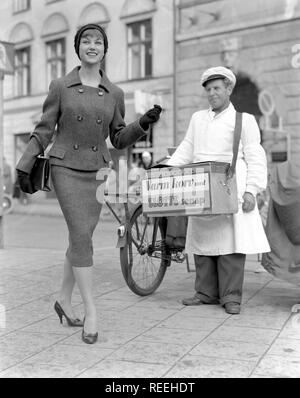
[17,67,146,173]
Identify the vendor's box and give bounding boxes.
[142,161,238,217]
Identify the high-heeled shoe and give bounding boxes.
[82,329,98,344]
[81,317,98,344]
[54,301,84,327]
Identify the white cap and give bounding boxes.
[201,66,236,87]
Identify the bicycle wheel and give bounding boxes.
[120,204,170,296]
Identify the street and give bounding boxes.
[3,213,118,251]
[0,212,300,378]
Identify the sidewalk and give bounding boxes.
[0,241,300,379]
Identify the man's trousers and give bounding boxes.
[193,253,246,306]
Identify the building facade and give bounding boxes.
[175,0,300,164]
[0,0,175,187]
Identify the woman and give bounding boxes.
[16,23,162,344]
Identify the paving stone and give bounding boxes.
[0,331,66,357]
[93,298,136,312]
[278,317,300,340]
[164,355,256,378]
[223,313,290,330]
[121,306,178,321]
[61,329,140,349]
[268,338,300,358]
[189,338,269,361]
[249,374,278,378]
[134,326,210,346]
[99,290,145,303]
[159,314,224,331]
[77,359,170,378]
[0,331,65,372]
[19,317,80,336]
[208,325,278,345]
[110,341,191,365]
[179,305,230,319]
[253,354,300,378]
[24,344,113,371]
[0,363,80,378]
[133,299,184,311]
[0,352,32,372]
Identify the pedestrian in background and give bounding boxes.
[16,23,162,344]
[167,66,270,314]
[3,157,13,195]
[140,150,153,169]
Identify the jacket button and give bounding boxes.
[97,119,102,124]
[77,115,83,121]
[98,91,104,96]
[92,146,98,152]
[73,144,79,150]
[78,88,84,93]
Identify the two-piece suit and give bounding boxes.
[16,67,147,267]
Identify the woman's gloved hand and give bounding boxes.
[16,170,36,194]
[139,105,162,130]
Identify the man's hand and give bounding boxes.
[139,105,162,130]
[242,192,256,213]
[16,169,36,194]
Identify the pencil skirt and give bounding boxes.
[51,165,103,267]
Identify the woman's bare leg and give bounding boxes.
[73,267,97,334]
[58,257,77,318]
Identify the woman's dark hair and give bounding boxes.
[74,23,108,59]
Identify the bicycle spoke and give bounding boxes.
[120,205,170,295]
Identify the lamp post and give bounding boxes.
[0,41,14,249]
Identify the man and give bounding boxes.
[167,66,270,314]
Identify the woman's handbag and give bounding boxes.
[30,155,51,192]
[29,135,51,192]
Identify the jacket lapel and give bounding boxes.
[65,66,112,93]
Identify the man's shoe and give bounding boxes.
[182,295,218,306]
[224,302,240,314]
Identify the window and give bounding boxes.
[46,38,66,86]
[45,0,64,3]
[127,20,152,80]
[14,47,30,97]
[13,0,30,13]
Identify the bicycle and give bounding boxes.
[104,191,190,297]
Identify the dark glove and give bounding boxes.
[16,170,36,194]
[139,105,162,130]
[242,192,256,213]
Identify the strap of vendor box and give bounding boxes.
[227,112,243,178]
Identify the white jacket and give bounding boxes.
[168,103,270,255]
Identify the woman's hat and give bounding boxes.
[201,66,236,87]
[74,23,108,59]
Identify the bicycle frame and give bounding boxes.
[104,192,190,269]
[105,194,160,253]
